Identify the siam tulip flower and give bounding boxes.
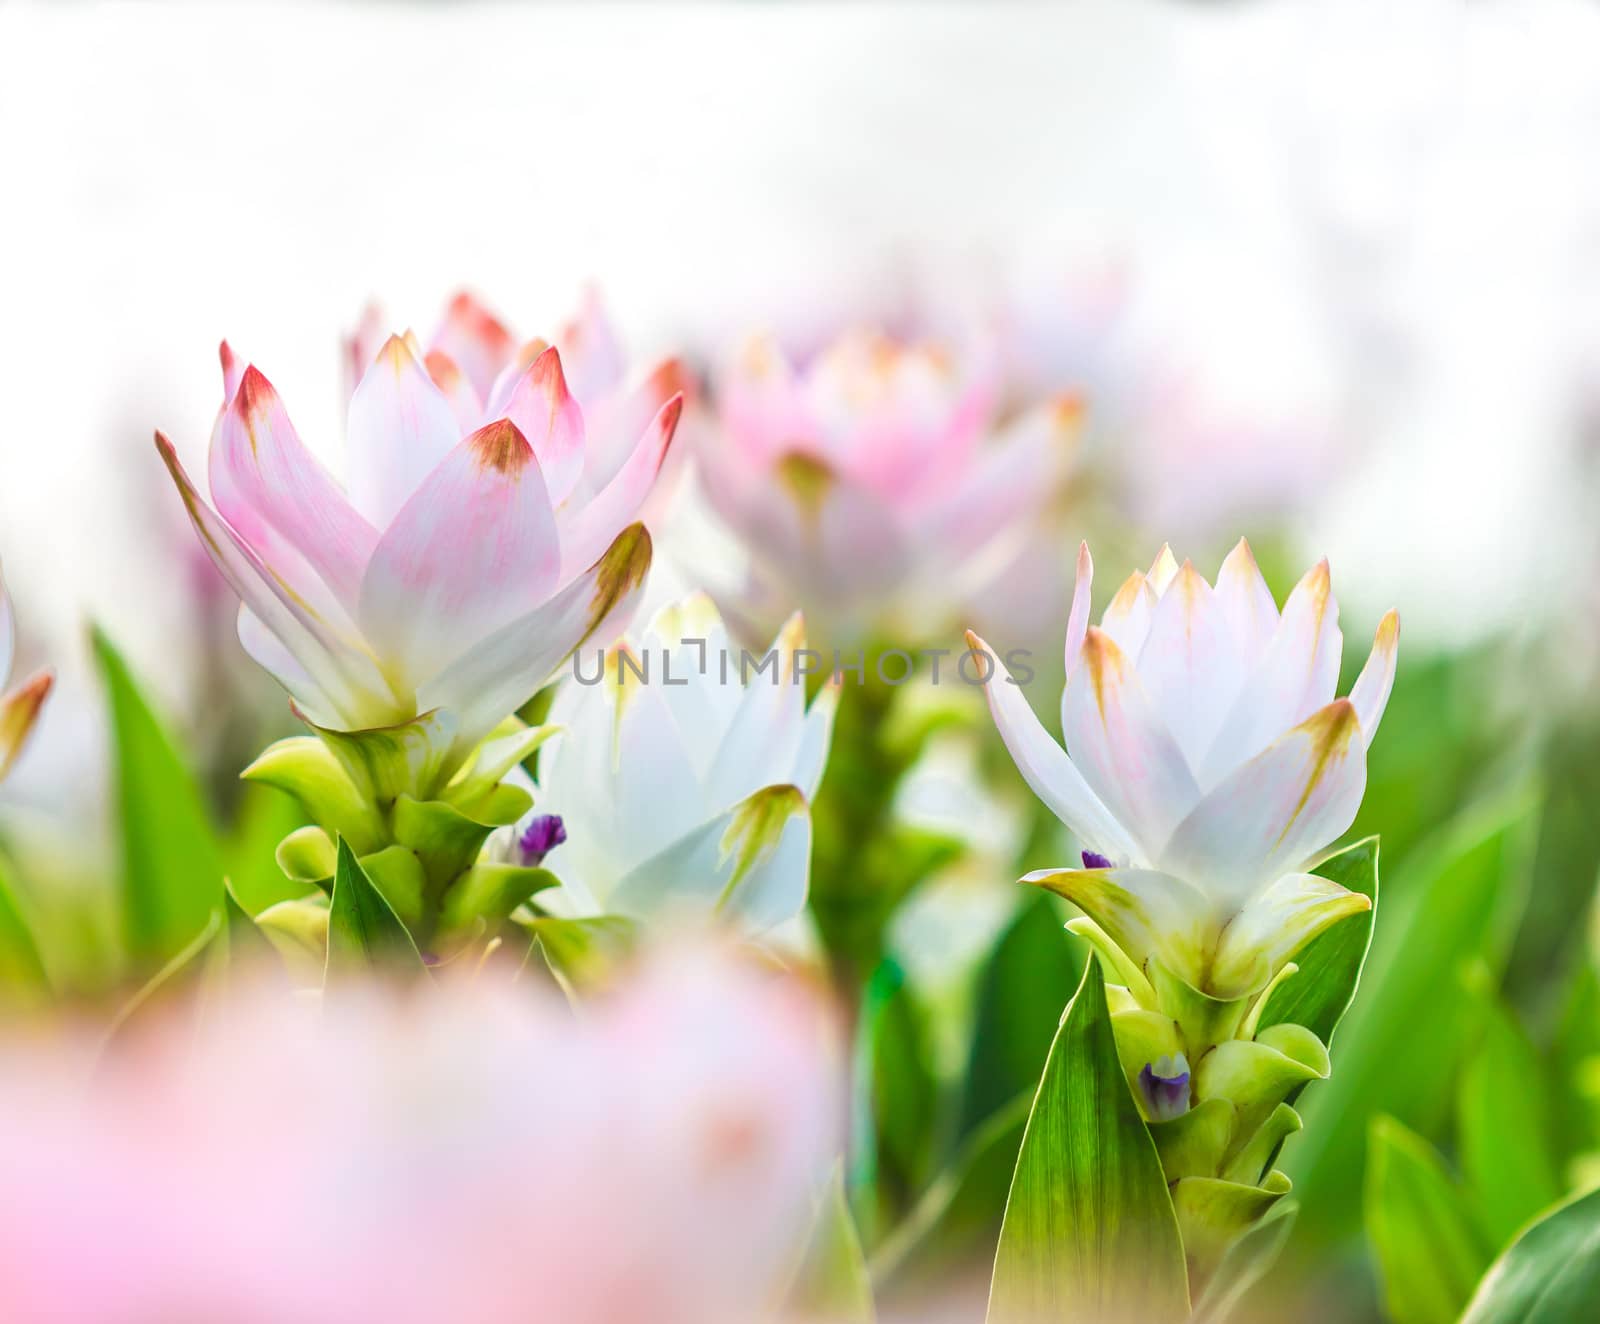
[157,332,682,787]
[0,564,52,784]
[968,539,1398,1004]
[0,946,839,1324]
[695,327,1082,639]
[523,593,838,934]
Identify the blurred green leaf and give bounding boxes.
[791,1165,876,1324]
[515,914,637,997]
[1258,837,1379,1044]
[1549,959,1600,1171]
[1460,1185,1600,1323]
[325,838,424,981]
[102,907,225,1050]
[93,626,224,967]
[1365,1115,1490,1324]
[1284,793,1535,1253]
[873,1093,1027,1302]
[958,893,1083,1140]
[223,782,317,915]
[987,958,1189,1323]
[1458,989,1562,1247]
[1191,1199,1298,1324]
[0,851,48,1001]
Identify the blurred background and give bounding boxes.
[6,3,1600,1319]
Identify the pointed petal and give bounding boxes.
[640,592,743,773]
[237,606,338,726]
[556,394,682,582]
[346,335,466,530]
[966,630,1141,863]
[555,286,627,403]
[422,348,484,435]
[1147,544,1180,595]
[1099,570,1159,658]
[417,523,653,759]
[218,340,244,402]
[1349,610,1400,749]
[703,614,809,810]
[1211,872,1372,996]
[494,346,586,505]
[429,290,516,399]
[793,678,841,800]
[1199,558,1342,782]
[1134,562,1245,770]
[0,671,52,781]
[1026,864,1212,979]
[358,419,561,692]
[1062,627,1201,856]
[158,433,393,728]
[1160,699,1366,907]
[210,366,380,611]
[1064,540,1093,682]
[1214,538,1278,664]
[608,784,811,933]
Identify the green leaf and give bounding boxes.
[515,914,637,996]
[1191,1199,1298,1324]
[872,1093,1028,1301]
[1458,988,1563,1247]
[1364,1115,1491,1324]
[1256,836,1379,1044]
[0,850,49,1001]
[325,838,424,981]
[857,958,939,1231]
[223,782,320,914]
[93,626,224,967]
[102,908,225,1050]
[1460,1184,1600,1323]
[958,892,1084,1139]
[790,1165,876,1323]
[987,957,1189,1323]
[1283,793,1535,1251]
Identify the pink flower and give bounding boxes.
[0,562,51,783]
[158,322,683,774]
[0,946,840,1324]
[696,328,1081,637]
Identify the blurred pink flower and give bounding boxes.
[157,325,681,773]
[696,328,1081,638]
[0,947,840,1324]
[0,561,52,783]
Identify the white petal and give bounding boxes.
[1160,699,1366,908]
[792,679,841,800]
[1213,538,1279,666]
[966,630,1141,864]
[1349,610,1400,749]
[1026,864,1213,980]
[1134,561,1245,771]
[1210,872,1372,996]
[1063,540,1093,682]
[346,335,465,530]
[1146,543,1180,596]
[703,614,809,811]
[1098,570,1159,658]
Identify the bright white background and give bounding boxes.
[4,0,1600,803]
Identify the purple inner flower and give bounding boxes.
[1080,850,1113,871]
[1137,1054,1191,1122]
[517,814,567,868]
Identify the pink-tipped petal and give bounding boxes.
[555,287,628,403]
[1098,570,1159,659]
[1134,561,1246,771]
[358,419,561,693]
[218,340,245,404]
[1199,558,1342,784]
[1064,541,1094,682]
[429,291,516,400]
[422,349,484,436]
[1159,698,1366,908]
[346,335,466,530]
[158,434,391,728]
[496,347,586,506]
[0,671,51,782]
[1349,610,1400,749]
[966,630,1141,864]
[1213,538,1279,664]
[556,394,682,583]
[211,365,380,613]
[1061,627,1201,856]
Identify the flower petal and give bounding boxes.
[1213,537,1278,666]
[346,335,466,531]
[0,671,52,782]
[429,291,516,400]
[358,419,561,694]
[1160,698,1366,908]
[1098,570,1159,659]
[1025,864,1212,980]
[422,349,484,435]
[416,523,653,760]
[1210,872,1372,997]
[1349,609,1400,749]
[555,287,627,403]
[158,433,394,728]
[792,678,841,801]
[1134,561,1246,772]
[556,394,682,583]
[703,614,809,811]
[1064,540,1093,682]
[494,347,586,506]
[1147,543,1180,596]
[966,630,1141,864]
[1062,627,1201,856]
[237,606,338,727]
[1199,558,1342,783]
[210,366,380,615]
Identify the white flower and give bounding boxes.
[969,540,1399,1000]
[0,563,51,784]
[528,594,838,933]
